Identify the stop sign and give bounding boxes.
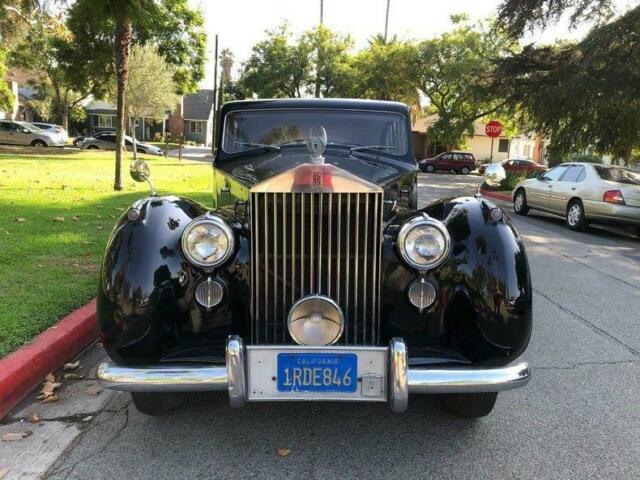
[485,120,503,138]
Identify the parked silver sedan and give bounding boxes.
[30,122,69,144]
[512,162,640,234]
[0,120,67,147]
[80,132,163,155]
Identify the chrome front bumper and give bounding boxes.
[96,336,530,413]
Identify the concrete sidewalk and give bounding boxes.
[166,146,213,162]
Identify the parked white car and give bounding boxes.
[30,122,69,144]
[0,120,67,147]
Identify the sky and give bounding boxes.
[192,0,636,88]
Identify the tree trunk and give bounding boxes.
[623,147,633,167]
[113,15,133,191]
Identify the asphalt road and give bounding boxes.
[2,173,639,479]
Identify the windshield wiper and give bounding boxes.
[234,141,280,152]
[349,145,396,154]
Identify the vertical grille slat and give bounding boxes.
[251,190,382,346]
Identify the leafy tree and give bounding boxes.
[240,24,313,98]
[497,0,615,38]
[301,25,355,98]
[350,35,419,105]
[0,49,13,113]
[414,16,517,148]
[65,0,206,190]
[9,12,91,130]
[493,6,640,165]
[124,44,179,159]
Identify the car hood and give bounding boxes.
[215,149,417,188]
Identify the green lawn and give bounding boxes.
[0,147,213,356]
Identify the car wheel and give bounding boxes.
[425,165,435,173]
[130,392,184,416]
[513,189,529,215]
[31,140,47,148]
[73,140,82,148]
[87,145,99,150]
[441,392,498,419]
[566,199,587,231]
[461,166,470,175]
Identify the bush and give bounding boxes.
[506,172,527,190]
[153,132,164,142]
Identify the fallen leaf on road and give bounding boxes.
[41,381,61,395]
[45,373,55,383]
[14,218,26,223]
[0,467,9,479]
[64,361,80,371]
[86,385,103,396]
[2,431,32,442]
[41,394,58,403]
[27,414,43,424]
[63,373,84,380]
[277,448,291,457]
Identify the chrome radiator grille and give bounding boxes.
[250,191,383,345]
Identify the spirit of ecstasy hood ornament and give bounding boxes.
[306,126,327,164]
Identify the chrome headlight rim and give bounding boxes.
[287,295,345,346]
[181,214,235,269]
[397,215,451,271]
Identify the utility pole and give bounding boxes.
[320,0,324,24]
[211,34,218,156]
[384,0,390,42]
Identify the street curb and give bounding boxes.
[480,190,512,202]
[0,299,98,419]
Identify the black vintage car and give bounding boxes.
[97,99,531,418]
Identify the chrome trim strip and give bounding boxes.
[318,191,323,293]
[264,194,268,342]
[327,192,332,298]
[226,335,246,407]
[388,338,409,413]
[407,362,531,393]
[250,193,255,342]
[292,192,296,305]
[354,193,360,343]
[301,193,305,297]
[336,193,342,306]
[96,364,228,392]
[273,193,278,341]
[363,193,368,344]
[345,193,351,344]
[372,193,379,344]
[282,192,287,342]
[310,192,315,293]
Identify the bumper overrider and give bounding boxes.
[96,336,530,413]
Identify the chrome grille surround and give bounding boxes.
[249,164,383,346]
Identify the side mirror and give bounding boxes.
[130,159,156,196]
[484,163,507,188]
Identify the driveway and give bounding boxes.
[1,173,638,479]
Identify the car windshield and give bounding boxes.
[222,109,408,157]
[594,165,640,185]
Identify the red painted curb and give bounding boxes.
[0,299,98,419]
[480,190,512,202]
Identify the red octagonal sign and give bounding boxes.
[485,120,503,138]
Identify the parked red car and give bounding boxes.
[418,151,477,175]
[478,158,546,176]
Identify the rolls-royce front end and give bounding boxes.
[96,99,532,418]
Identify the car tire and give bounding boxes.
[73,140,82,148]
[130,392,184,416]
[461,166,470,175]
[513,189,529,215]
[87,145,99,150]
[441,392,498,419]
[566,199,587,231]
[31,140,47,148]
[425,165,435,173]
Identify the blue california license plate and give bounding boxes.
[277,353,358,393]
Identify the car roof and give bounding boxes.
[221,98,410,116]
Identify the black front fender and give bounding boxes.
[381,196,533,367]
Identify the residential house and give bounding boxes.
[167,89,214,146]
[82,99,164,140]
[412,115,544,163]
[2,69,37,121]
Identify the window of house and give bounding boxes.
[96,115,114,128]
[498,139,509,153]
[190,121,204,134]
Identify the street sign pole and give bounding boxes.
[490,137,494,162]
[485,120,503,163]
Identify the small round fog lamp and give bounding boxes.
[408,278,436,312]
[195,278,224,310]
[288,295,344,346]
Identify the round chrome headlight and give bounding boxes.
[288,295,344,346]
[181,215,235,268]
[397,215,450,270]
